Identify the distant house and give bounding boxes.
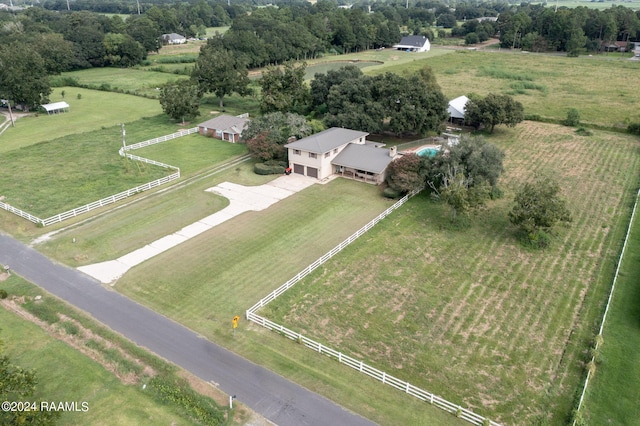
[448,95,469,123]
[198,114,249,143]
[161,33,187,45]
[41,101,70,115]
[284,127,397,184]
[394,35,430,52]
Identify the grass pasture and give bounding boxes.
[0,87,162,152]
[0,121,175,218]
[364,49,640,128]
[57,68,188,98]
[256,122,640,424]
[0,306,197,425]
[581,197,640,424]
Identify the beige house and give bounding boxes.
[198,114,249,142]
[284,127,397,184]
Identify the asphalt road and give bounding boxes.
[0,233,376,426]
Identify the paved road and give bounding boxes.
[0,233,376,426]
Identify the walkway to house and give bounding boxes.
[78,174,318,284]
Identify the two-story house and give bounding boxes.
[284,127,397,184]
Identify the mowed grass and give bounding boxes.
[0,121,175,218]
[38,141,253,266]
[0,308,195,425]
[58,68,188,98]
[259,122,640,424]
[365,49,640,128]
[582,196,640,424]
[0,87,162,152]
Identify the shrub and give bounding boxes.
[254,162,285,175]
[61,321,80,336]
[564,108,580,127]
[628,122,640,135]
[575,127,592,136]
[383,187,401,199]
[0,289,7,299]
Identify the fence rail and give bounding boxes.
[2,130,191,227]
[245,187,501,425]
[123,127,197,151]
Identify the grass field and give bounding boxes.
[256,122,640,424]
[0,120,175,218]
[0,87,163,152]
[365,49,640,129]
[581,194,640,424]
[0,304,209,425]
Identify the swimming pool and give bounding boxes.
[417,146,441,157]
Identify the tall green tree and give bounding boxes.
[259,61,309,114]
[509,175,572,247]
[159,80,202,125]
[242,112,312,161]
[426,136,505,222]
[191,43,251,108]
[465,93,524,133]
[0,42,51,111]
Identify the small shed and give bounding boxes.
[448,96,469,123]
[41,101,70,115]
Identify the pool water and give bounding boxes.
[417,147,440,157]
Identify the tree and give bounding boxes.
[159,80,202,125]
[564,108,580,127]
[259,61,309,114]
[566,24,587,57]
[509,175,572,247]
[242,112,312,162]
[386,153,425,194]
[191,43,251,108]
[0,335,60,425]
[0,42,51,111]
[426,136,505,222]
[465,93,524,133]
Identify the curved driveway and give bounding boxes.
[0,234,375,426]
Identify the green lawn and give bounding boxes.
[0,87,163,152]
[259,122,640,424]
[57,68,188,98]
[0,307,197,425]
[0,120,174,218]
[366,49,640,128]
[581,193,640,424]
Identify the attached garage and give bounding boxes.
[293,164,305,175]
[306,167,318,178]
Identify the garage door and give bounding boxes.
[307,167,318,178]
[293,164,304,175]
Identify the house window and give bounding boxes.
[215,130,222,137]
[324,152,330,158]
[294,149,301,155]
[309,152,317,159]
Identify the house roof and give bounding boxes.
[163,33,185,40]
[285,127,369,154]
[332,144,394,174]
[448,95,469,119]
[396,35,429,48]
[198,114,249,135]
[41,101,70,112]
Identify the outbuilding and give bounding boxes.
[41,101,70,115]
[394,35,431,52]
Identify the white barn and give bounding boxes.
[448,96,469,122]
[394,35,431,52]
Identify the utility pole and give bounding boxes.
[137,0,141,15]
[121,123,127,151]
[66,0,70,11]
[7,101,15,127]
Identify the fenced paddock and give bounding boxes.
[0,128,196,227]
[246,187,500,426]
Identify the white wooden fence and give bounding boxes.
[572,188,640,425]
[246,188,500,426]
[0,129,196,227]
